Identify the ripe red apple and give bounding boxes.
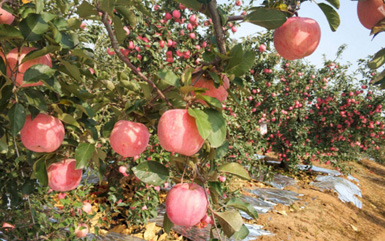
[193,74,230,105]
[357,0,385,29]
[158,109,204,156]
[82,201,92,214]
[273,17,321,60]
[2,222,15,230]
[166,183,208,227]
[0,7,14,25]
[110,120,150,157]
[75,223,89,238]
[6,47,52,87]
[47,159,83,192]
[20,113,65,153]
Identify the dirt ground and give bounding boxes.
[257,158,385,241]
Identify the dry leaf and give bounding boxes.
[276,210,288,216]
[350,224,358,232]
[109,224,127,234]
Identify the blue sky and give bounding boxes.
[223,0,384,71]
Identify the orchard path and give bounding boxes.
[257,158,385,241]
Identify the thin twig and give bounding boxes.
[99,11,173,109]
[194,165,223,241]
[203,183,223,241]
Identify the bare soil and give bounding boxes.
[257,158,385,241]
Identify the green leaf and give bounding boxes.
[58,113,81,128]
[35,0,44,13]
[77,1,99,19]
[208,181,224,197]
[112,15,126,45]
[226,44,256,77]
[163,212,174,234]
[174,0,202,11]
[21,179,35,195]
[19,13,49,41]
[244,8,288,29]
[205,109,226,148]
[195,95,222,110]
[133,1,152,17]
[218,163,250,180]
[157,69,180,87]
[33,159,48,186]
[214,211,244,237]
[371,19,385,36]
[318,3,340,32]
[25,89,48,111]
[56,0,70,14]
[182,68,193,86]
[373,69,385,88]
[368,48,385,69]
[215,140,229,159]
[0,138,8,154]
[232,224,250,240]
[188,108,212,140]
[139,81,152,100]
[226,198,258,219]
[100,0,115,17]
[41,12,56,23]
[22,46,60,63]
[132,161,169,186]
[0,85,13,111]
[188,108,226,147]
[326,0,340,9]
[0,25,23,40]
[9,103,26,136]
[75,143,95,169]
[23,64,56,83]
[28,106,40,120]
[226,44,244,72]
[60,60,82,81]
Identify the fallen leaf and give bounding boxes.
[350,224,358,232]
[276,210,288,216]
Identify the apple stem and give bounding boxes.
[99,10,174,109]
[180,163,188,184]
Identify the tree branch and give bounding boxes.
[207,0,226,56]
[227,15,245,22]
[100,12,173,109]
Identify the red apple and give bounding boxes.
[20,113,65,153]
[6,47,52,87]
[75,223,89,238]
[172,10,181,19]
[47,159,83,192]
[0,7,14,25]
[110,120,150,157]
[273,17,321,60]
[158,109,204,156]
[166,183,208,227]
[193,74,230,105]
[259,44,266,53]
[82,201,92,214]
[357,0,385,29]
[2,222,15,230]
